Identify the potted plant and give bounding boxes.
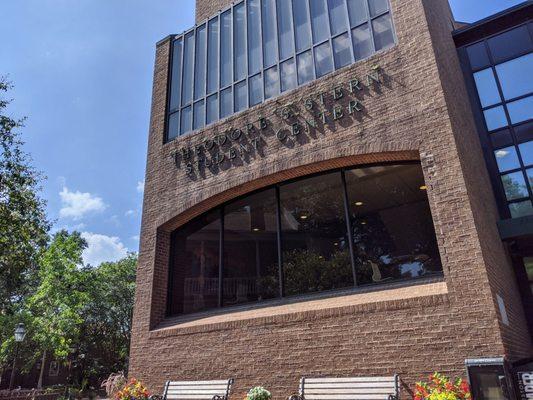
[414,372,471,400]
[245,386,272,400]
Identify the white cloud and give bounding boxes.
[136,180,145,194]
[81,232,128,266]
[125,209,135,217]
[59,186,106,220]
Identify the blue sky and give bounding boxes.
[0,0,523,266]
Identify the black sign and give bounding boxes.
[515,371,533,399]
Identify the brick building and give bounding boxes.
[129,0,533,398]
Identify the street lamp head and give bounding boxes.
[14,323,26,342]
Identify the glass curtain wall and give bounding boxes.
[466,23,533,218]
[168,163,443,316]
[166,0,396,141]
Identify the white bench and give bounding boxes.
[289,376,400,400]
[153,379,234,400]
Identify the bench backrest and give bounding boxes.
[299,376,399,400]
[163,379,234,400]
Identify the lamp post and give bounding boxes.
[8,323,26,391]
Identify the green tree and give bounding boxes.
[26,230,88,388]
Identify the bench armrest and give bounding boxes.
[149,394,165,400]
[288,394,304,400]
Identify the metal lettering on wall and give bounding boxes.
[516,372,533,400]
[171,67,388,179]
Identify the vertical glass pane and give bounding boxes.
[194,25,206,101]
[345,164,443,285]
[249,73,263,106]
[352,23,373,60]
[168,211,220,315]
[328,0,347,36]
[193,100,205,130]
[180,105,192,134]
[234,3,246,81]
[280,172,353,296]
[264,66,279,99]
[262,0,277,68]
[169,39,182,111]
[281,58,297,92]
[248,0,262,75]
[473,68,501,108]
[372,12,394,51]
[277,0,294,60]
[368,0,388,17]
[297,50,314,85]
[466,41,490,70]
[509,200,533,218]
[310,0,329,44]
[182,32,195,105]
[494,146,520,172]
[234,80,248,112]
[483,106,508,131]
[347,0,368,27]
[207,18,219,94]
[519,141,533,166]
[333,32,352,68]
[501,171,528,200]
[168,111,180,141]
[220,87,233,118]
[487,25,532,64]
[528,168,533,188]
[206,94,218,125]
[223,189,279,305]
[220,10,232,88]
[507,96,533,125]
[314,41,334,77]
[293,0,312,52]
[495,53,533,100]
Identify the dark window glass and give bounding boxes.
[333,32,353,68]
[368,0,388,17]
[496,53,533,100]
[466,41,490,70]
[501,171,528,200]
[328,0,347,36]
[297,50,314,85]
[279,172,353,296]
[220,10,232,88]
[293,0,312,52]
[207,18,219,94]
[168,111,180,141]
[527,167,533,187]
[193,100,205,130]
[484,106,508,131]
[169,39,182,111]
[181,32,195,105]
[345,164,443,285]
[234,3,246,81]
[509,200,533,218]
[248,0,261,75]
[194,25,207,100]
[519,141,533,166]
[277,0,294,60]
[264,66,279,99]
[206,94,218,124]
[347,0,368,27]
[220,87,233,118]
[310,0,330,44]
[180,105,192,134]
[507,96,533,125]
[280,58,297,92]
[262,0,277,68]
[223,189,279,305]
[314,41,334,77]
[490,129,513,148]
[372,13,394,51]
[515,121,533,143]
[234,80,247,112]
[352,23,373,60]
[473,68,501,108]
[494,146,520,172]
[487,25,532,64]
[168,211,220,315]
[249,73,263,106]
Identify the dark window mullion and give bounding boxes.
[341,169,358,287]
[218,207,224,307]
[275,185,284,298]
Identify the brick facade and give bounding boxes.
[130,0,533,397]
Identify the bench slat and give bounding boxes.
[167,381,230,386]
[305,389,395,395]
[304,378,395,383]
[304,383,396,389]
[166,390,229,395]
[304,395,392,400]
[166,395,225,399]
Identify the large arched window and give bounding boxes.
[167,162,443,316]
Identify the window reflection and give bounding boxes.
[507,96,533,125]
[277,0,294,60]
[247,0,262,75]
[487,25,532,64]
[194,25,206,101]
[314,42,334,77]
[509,200,533,218]
[293,0,311,52]
[281,58,297,92]
[473,68,501,108]
[310,0,330,44]
[494,146,520,172]
[297,51,314,85]
[333,33,353,68]
[352,23,373,60]
[501,171,529,201]
[220,11,232,88]
[483,106,508,131]
[519,141,533,166]
[234,3,246,81]
[495,53,533,100]
[372,13,394,51]
[264,66,280,99]
[466,41,490,70]
[327,0,347,36]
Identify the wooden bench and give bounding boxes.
[151,379,234,400]
[289,376,400,400]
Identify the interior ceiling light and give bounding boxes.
[300,215,308,219]
[419,185,427,190]
[355,201,364,206]
[361,221,367,225]
[252,227,260,232]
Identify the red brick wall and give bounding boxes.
[130,0,533,396]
